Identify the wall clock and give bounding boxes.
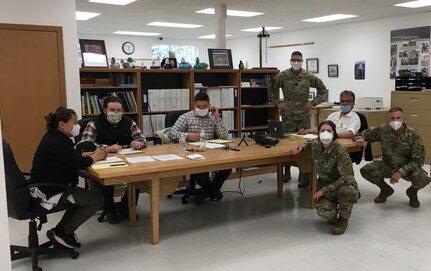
[122,41,135,55]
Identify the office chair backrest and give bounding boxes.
[2,139,31,219]
[356,111,368,132]
[349,111,373,164]
[165,110,188,128]
[75,117,95,143]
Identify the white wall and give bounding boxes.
[78,33,216,67]
[0,0,79,269]
[228,11,431,107]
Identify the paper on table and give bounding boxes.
[207,139,232,144]
[91,162,128,169]
[188,142,226,149]
[186,154,205,160]
[118,148,145,155]
[152,154,184,161]
[93,156,124,165]
[126,156,155,163]
[301,134,318,140]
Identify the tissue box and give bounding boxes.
[356,97,383,110]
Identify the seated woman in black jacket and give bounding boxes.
[30,107,107,248]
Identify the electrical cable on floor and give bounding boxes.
[221,168,244,196]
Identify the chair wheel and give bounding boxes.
[33,267,42,271]
[70,251,79,259]
[181,197,188,204]
[167,195,172,199]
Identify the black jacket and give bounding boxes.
[30,129,93,195]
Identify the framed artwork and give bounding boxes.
[208,48,233,69]
[306,58,319,73]
[79,39,108,68]
[328,64,339,77]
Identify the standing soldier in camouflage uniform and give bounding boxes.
[354,107,430,208]
[268,51,328,188]
[292,120,359,235]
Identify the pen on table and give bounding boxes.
[109,163,126,167]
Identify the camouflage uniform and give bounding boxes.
[268,68,327,132]
[302,140,359,220]
[354,124,430,190]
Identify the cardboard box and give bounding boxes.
[356,97,383,110]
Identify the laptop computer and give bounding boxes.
[267,120,289,139]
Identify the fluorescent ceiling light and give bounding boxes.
[198,34,232,39]
[76,11,100,20]
[302,14,357,23]
[241,27,283,32]
[147,22,202,28]
[394,0,431,8]
[196,8,263,17]
[114,31,161,36]
[89,0,136,5]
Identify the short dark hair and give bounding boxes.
[45,107,76,130]
[389,107,403,113]
[103,96,123,108]
[340,90,355,101]
[194,92,210,102]
[317,120,338,141]
[291,51,302,58]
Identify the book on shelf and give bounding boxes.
[142,114,166,137]
[194,87,237,108]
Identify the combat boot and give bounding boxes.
[297,173,310,189]
[331,217,348,235]
[327,217,338,225]
[374,181,394,203]
[406,186,420,208]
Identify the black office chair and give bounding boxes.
[3,139,79,271]
[161,110,197,204]
[350,111,373,164]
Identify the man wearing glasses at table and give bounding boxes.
[300,90,360,139]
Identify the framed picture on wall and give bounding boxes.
[79,39,109,68]
[328,64,339,77]
[208,48,233,69]
[306,58,319,73]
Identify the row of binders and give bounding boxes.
[142,88,190,112]
[81,91,138,115]
[194,87,238,108]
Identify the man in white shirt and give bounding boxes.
[301,90,360,138]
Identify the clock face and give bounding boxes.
[122,42,135,55]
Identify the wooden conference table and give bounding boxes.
[83,137,359,245]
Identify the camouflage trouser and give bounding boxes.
[280,111,311,133]
[360,161,430,190]
[316,183,359,220]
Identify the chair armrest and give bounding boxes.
[25,183,76,212]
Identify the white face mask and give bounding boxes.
[290,61,303,71]
[319,131,333,145]
[390,121,402,130]
[195,107,209,117]
[71,124,81,137]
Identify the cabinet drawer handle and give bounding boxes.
[409,98,419,102]
[409,113,419,117]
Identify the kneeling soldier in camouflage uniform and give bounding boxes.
[292,120,359,235]
[354,107,430,208]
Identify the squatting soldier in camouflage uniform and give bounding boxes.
[354,107,430,208]
[268,51,327,188]
[292,120,359,235]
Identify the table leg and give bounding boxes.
[277,163,283,198]
[309,159,317,209]
[150,177,160,245]
[128,183,137,227]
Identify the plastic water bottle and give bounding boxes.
[199,129,206,152]
[179,133,186,156]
